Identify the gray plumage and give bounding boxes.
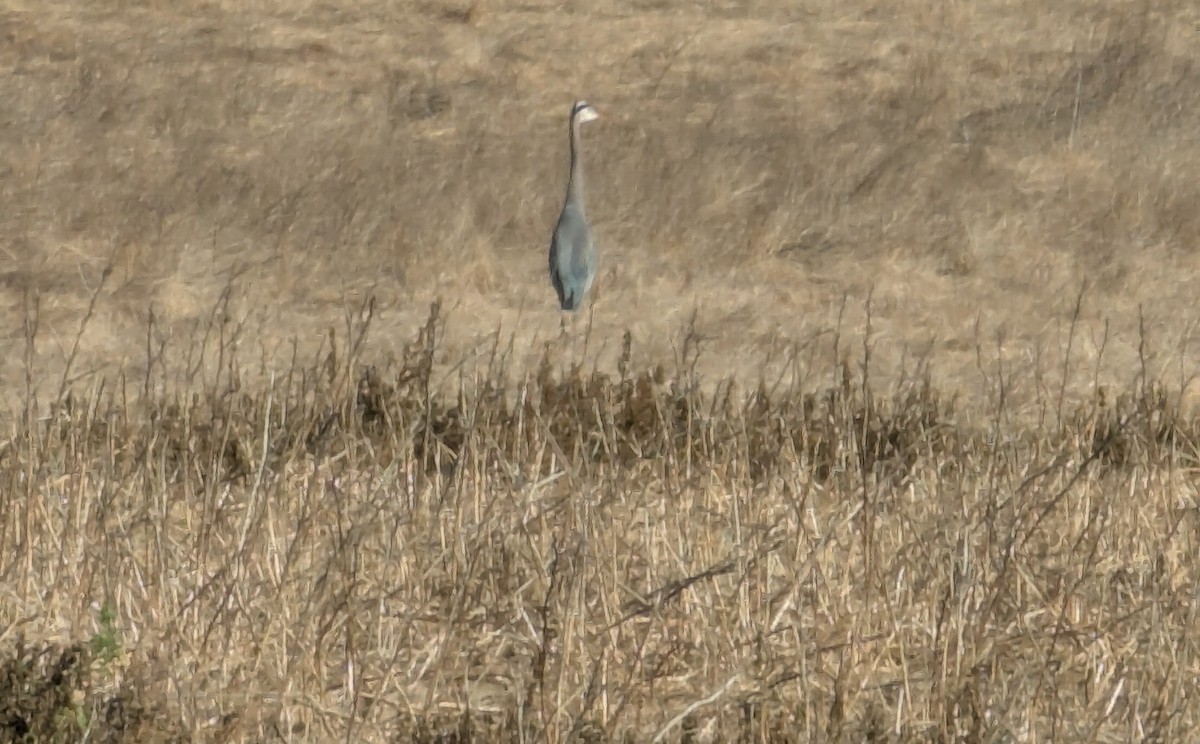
[549,100,600,312]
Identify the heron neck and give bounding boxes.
[566,116,585,209]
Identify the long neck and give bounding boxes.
[565,115,585,210]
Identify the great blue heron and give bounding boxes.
[549,100,600,312]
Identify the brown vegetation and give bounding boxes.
[3,0,1200,741]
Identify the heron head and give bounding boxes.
[573,100,599,124]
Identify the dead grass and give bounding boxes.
[4,299,1200,742]
[3,0,1200,740]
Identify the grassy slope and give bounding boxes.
[1,0,1198,411]
[2,0,1200,741]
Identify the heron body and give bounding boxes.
[549,100,599,312]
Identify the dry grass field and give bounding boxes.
[3,0,1200,741]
